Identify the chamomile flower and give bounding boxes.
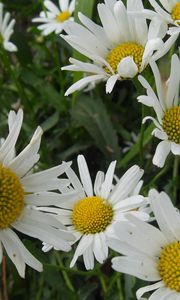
[40,155,150,270]
[138,54,180,168]
[148,0,180,36]
[0,109,74,277]
[0,3,17,52]
[112,189,180,300]
[32,0,75,36]
[61,0,177,95]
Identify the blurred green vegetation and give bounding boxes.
[0,0,179,299]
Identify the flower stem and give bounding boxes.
[0,47,29,106]
[139,104,145,167]
[54,253,75,293]
[2,256,8,300]
[172,156,179,204]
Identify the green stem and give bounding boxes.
[54,253,75,293]
[139,104,145,167]
[142,164,168,192]
[0,47,29,105]
[172,156,179,204]
[116,274,124,300]
[97,270,107,295]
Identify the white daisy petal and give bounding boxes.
[100,161,116,199]
[70,235,94,268]
[149,189,180,241]
[171,142,180,155]
[112,256,160,281]
[83,246,94,270]
[0,4,17,52]
[77,155,93,197]
[118,56,138,78]
[136,281,165,300]
[153,140,171,168]
[106,75,119,93]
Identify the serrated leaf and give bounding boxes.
[71,96,120,160]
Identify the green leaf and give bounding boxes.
[71,96,120,160]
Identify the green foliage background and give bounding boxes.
[0,0,179,299]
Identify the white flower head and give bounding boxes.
[61,0,177,95]
[40,155,151,270]
[112,189,180,299]
[0,3,17,52]
[138,54,180,168]
[148,0,180,36]
[0,109,74,277]
[32,0,75,36]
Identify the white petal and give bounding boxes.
[64,75,105,96]
[171,142,180,155]
[153,140,171,168]
[0,229,25,277]
[44,0,59,15]
[152,128,167,140]
[149,287,177,300]
[149,189,180,241]
[77,155,93,197]
[110,165,144,204]
[70,235,94,267]
[136,281,164,300]
[106,75,119,93]
[112,256,160,281]
[3,41,17,52]
[118,56,138,78]
[114,217,167,257]
[100,161,116,199]
[93,233,108,264]
[94,171,104,197]
[83,246,94,270]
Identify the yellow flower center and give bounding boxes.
[158,241,180,292]
[171,3,180,23]
[56,11,71,23]
[162,106,180,144]
[0,165,24,229]
[105,42,144,74]
[72,196,113,234]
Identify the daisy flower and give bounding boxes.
[0,3,17,52]
[0,109,74,277]
[138,54,180,168]
[61,0,177,95]
[32,0,75,36]
[112,189,180,300]
[148,0,180,36]
[40,155,150,270]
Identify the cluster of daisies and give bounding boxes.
[0,0,179,299]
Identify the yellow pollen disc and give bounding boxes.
[162,106,180,144]
[158,241,180,292]
[105,42,144,74]
[0,165,24,229]
[56,11,71,23]
[72,196,113,234]
[171,3,180,23]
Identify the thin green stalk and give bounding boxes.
[0,48,29,105]
[172,156,179,204]
[116,274,124,300]
[139,104,146,167]
[54,253,75,292]
[97,270,107,295]
[142,164,168,192]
